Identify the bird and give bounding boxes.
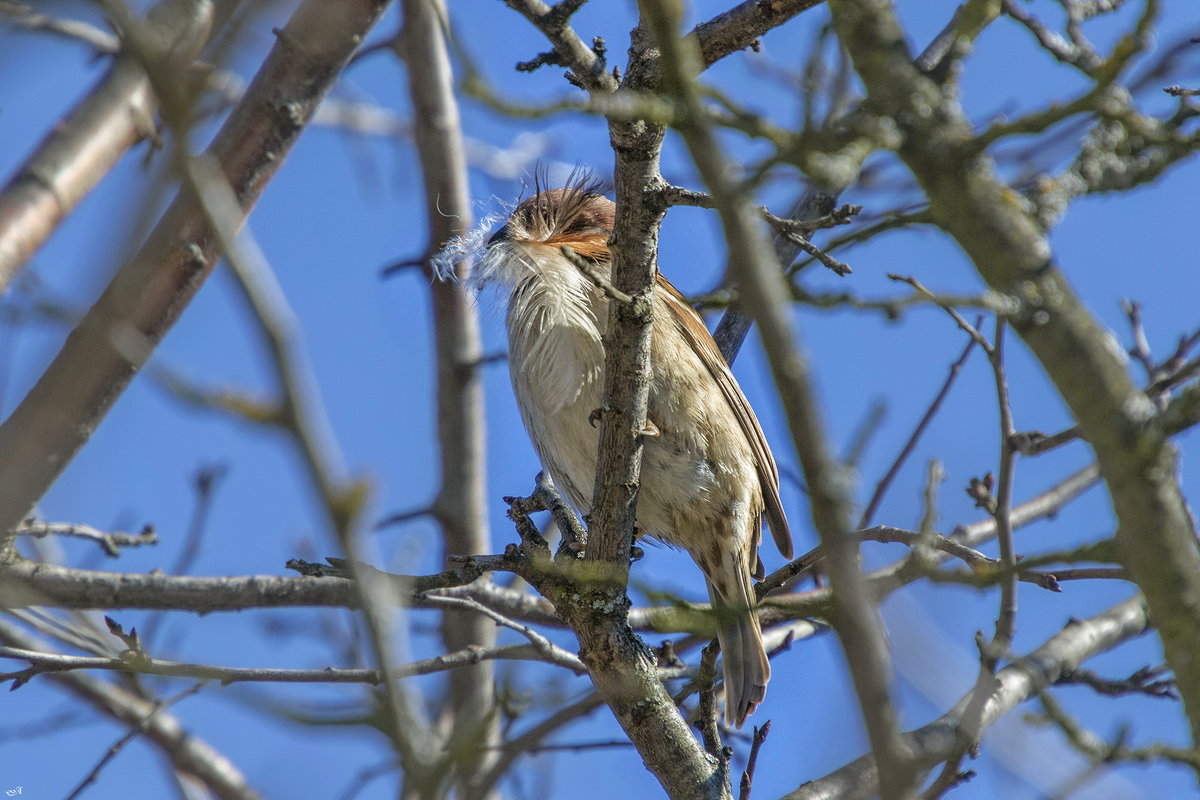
[477,174,793,727]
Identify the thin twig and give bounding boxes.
[417,592,586,673]
[887,274,995,353]
[560,245,634,304]
[989,319,1019,649]
[1034,690,1200,769]
[0,641,578,686]
[13,520,157,557]
[0,1,120,53]
[472,693,607,795]
[1058,664,1176,699]
[788,597,1150,799]
[1123,299,1156,381]
[859,324,981,528]
[65,681,207,800]
[739,720,771,800]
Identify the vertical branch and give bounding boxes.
[928,318,1014,790]
[989,319,1018,651]
[498,1,661,578]
[585,138,663,575]
[398,0,497,793]
[495,5,658,578]
[579,33,719,800]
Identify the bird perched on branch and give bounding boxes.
[476,175,792,727]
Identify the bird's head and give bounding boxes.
[477,176,614,290]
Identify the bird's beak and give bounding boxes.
[487,224,509,247]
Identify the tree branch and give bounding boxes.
[829,0,1200,746]
[0,640,580,687]
[0,0,216,289]
[0,0,391,542]
[400,0,499,790]
[0,620,262,800]
[784,596,1150,800]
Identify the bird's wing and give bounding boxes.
[656,275,793,559]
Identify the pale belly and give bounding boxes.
[513,355,755,552]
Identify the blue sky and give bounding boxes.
[2,1,1198,798]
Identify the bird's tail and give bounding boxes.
[706,561,769,728]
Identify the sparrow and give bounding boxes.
[478,175,793,727]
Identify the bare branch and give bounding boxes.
[0,641,577,687]
[0,0,392,539]
[65,681,207,800]
[398,2,500,782]
[1058,664,1177,699]
[830,0,1200,744]
[13,520,157,557]
[473,693,607,795]
[501,0,618,92]
[0,1,120,53]
[689,0,826,72]
[1034,690,1200,770]
[417,593,585,673]
[695,641,728,764]
[738,720,771,800]
[859,326,981,528]
[0,620,261,800]
[0,0,215,289]
[784,596,1151,800]
[640,1,913,793]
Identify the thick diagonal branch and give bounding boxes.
[829,0,1200,745]
[0,0,216,289]
[0,0,391,543]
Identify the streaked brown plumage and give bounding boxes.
[481,177,792,727]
